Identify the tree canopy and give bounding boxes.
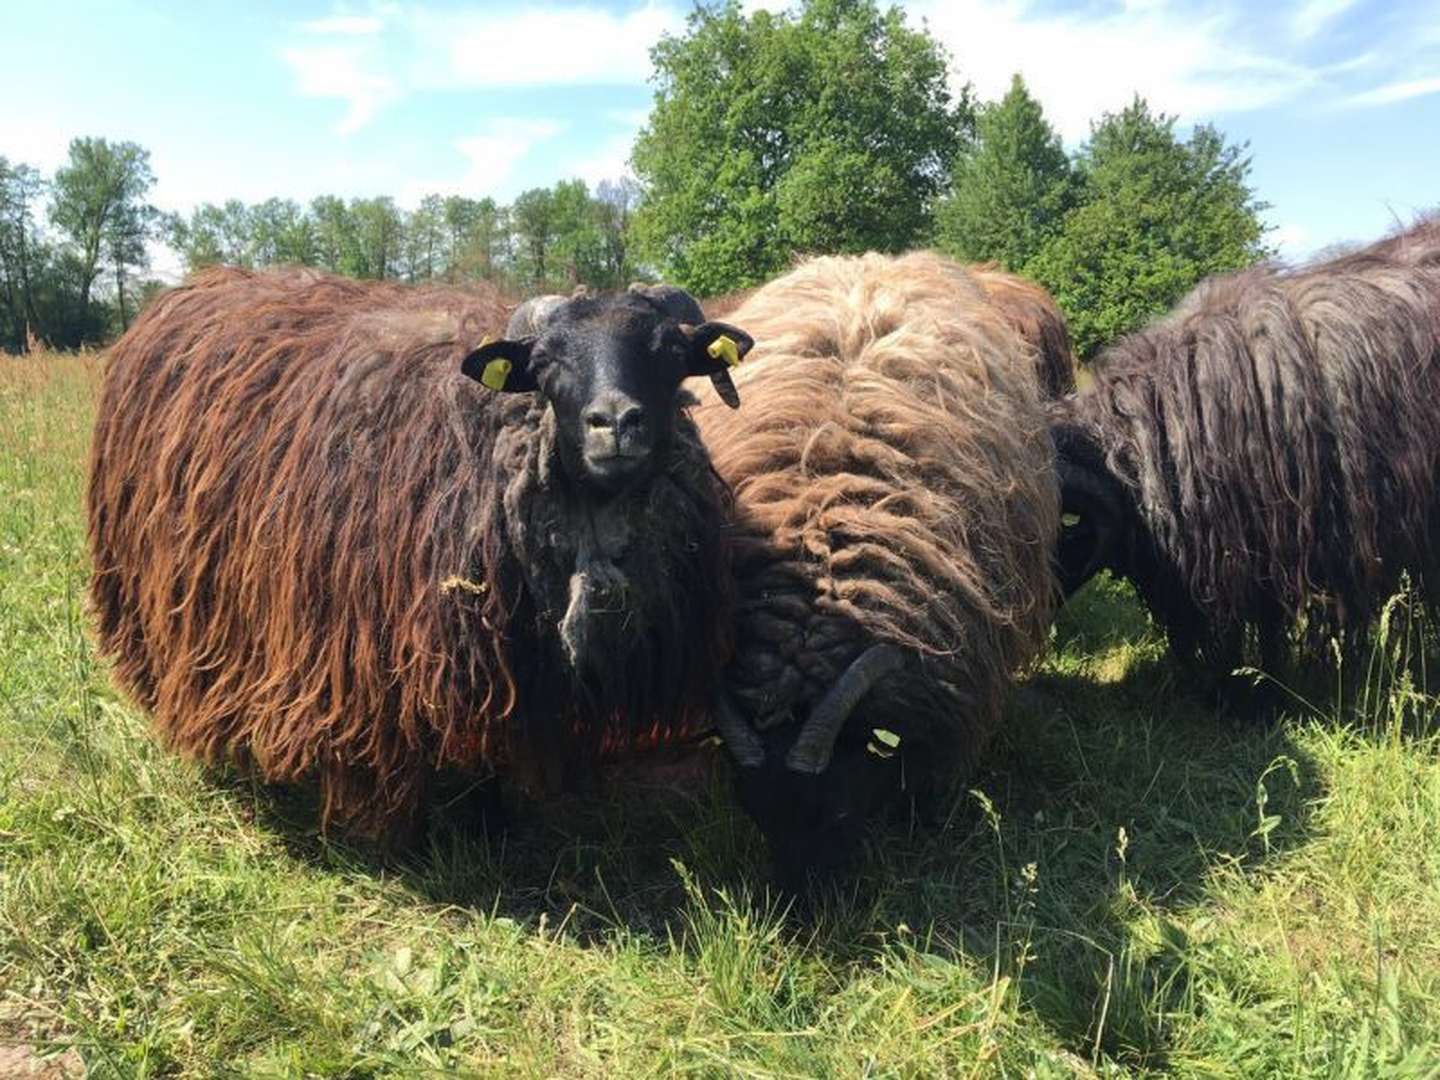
[631,0,971,294]
[1025,98,1271,357]
[933,74,1073,272]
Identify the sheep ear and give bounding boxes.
[681,321,753,409]
[461,338,539,393]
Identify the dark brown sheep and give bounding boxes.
[87,266,752,839]
[1054,216,1440,690]
[689,251,1059,880]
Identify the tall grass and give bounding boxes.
[2,350,1438,1076]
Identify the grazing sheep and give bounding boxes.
[1053,216,1440,688]
[689,251,1059,880]
[972,265,1077,399]
[87,267,753,839]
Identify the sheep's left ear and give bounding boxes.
[680,321,753,409]
[461,338,540,393]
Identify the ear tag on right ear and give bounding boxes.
[707,334,741,368]
[480,357,512,391]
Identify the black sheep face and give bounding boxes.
[732,727,907,890]
[463,293,752,493]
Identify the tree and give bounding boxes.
[1027,98,1271,358]
[105,195,161,330]
[0,158,47,350]
[594,177,642,289]
[511,186,559,290]
[933,74,1074,270]
[403,193,445,282]
[49,138,159,329]
[631,0,971,294]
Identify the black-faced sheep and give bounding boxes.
[87,266,753,839]
[688,251,1059,880]
[1053,216,1440,689]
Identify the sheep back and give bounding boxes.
[692,251,1058,776]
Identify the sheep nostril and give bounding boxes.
[615,405,646,435]
[584,410,612,431]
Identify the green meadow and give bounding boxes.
[2,352,1438,1077]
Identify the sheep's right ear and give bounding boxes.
[461,338,539,393]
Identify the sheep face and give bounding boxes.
[1053,421,1132,596]
[731,731,904,887]
[464,293,751,493]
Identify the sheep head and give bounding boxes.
[1052,418,1130,596]
[462,288,753,492]
[716,644,908,886]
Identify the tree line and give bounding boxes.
[2,0,1272,358]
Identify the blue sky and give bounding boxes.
[3,0,1437,268]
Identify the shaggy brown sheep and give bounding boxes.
[87,266,753,839]
[689,251,1059,879]
[1053,216,1440,691]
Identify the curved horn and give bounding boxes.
[786,644,904,774]
[628,282,706,325]
[505,294,566,338]
[714,689,766,768]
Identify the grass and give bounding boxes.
[2,349,1440,1077]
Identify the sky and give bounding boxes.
[3,0,1437,269]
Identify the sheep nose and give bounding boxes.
[584,398,646,436]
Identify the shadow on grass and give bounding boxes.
[227,575,1326,1070]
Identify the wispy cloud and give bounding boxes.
[1292,0,1357,40]
[1341,74,1440,107]
[452,119,564,197]
[912,0,1322,143]
[415,4,684,89]
[281,42,397,133]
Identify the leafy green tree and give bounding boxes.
[250,198,316,267]
[0,157,47,350]
[511,186,559,290]
[348,197,403,279]
[632,0,970,294]
[310,195,353,273]
[403,193,445,281]
[934,74,1074,270]
[1028,97,1271,357]
[594,177,641,289]
[49,138,159,332]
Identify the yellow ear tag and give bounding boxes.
[707,334,741,368]
[480,357,512,391]
[866,728,901,759]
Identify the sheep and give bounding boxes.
[687,251,1059,880]
[972,264,1077,399]
[86,266,754,839]
[1052,216,1440,693]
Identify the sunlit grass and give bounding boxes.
[2,349,1438,1076]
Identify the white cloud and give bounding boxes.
[911,0,1321,143]
[1341,75,1440,107]
[1292,0,1357,40]
[1271,222,1312,258]
[300,15,384,36]
[573,134,636,189]
[281,42,397,134]
[451,119,564,198]
[413,4,684,88]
